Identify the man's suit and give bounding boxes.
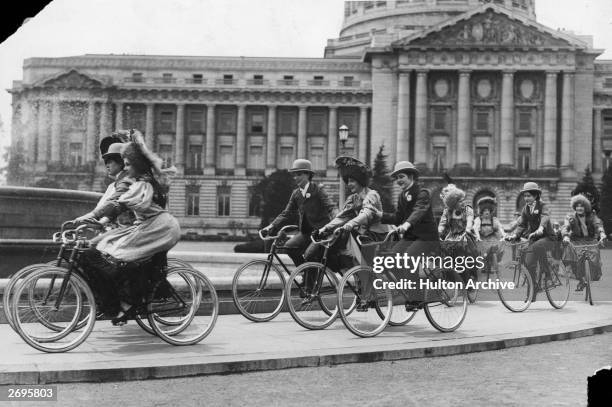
[270,183,337,265]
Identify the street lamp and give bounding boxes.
[337,124,349,208]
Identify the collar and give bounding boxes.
[300,182,310,197]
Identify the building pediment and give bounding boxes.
[34,69,106,89]
[393,5,587,51]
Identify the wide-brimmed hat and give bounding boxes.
[335,156,371,187]
[391,161,419,178]
[570,194,592,213]
[99,131,130,156]
[442,185,466,209]
[477,196,497,214]
[520,182,542,195]
[102,142,125,161]
[288,159,314,174]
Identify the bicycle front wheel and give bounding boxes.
[337,266,392,338]
[496,261,533,312]
[232,260,286,322]
[11,267,96,353]
[423,269,468,332]
[285,262,339,330]
[545,261,570,309]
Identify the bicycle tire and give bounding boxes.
[232,259,286,322]
[148,268,218,346]
[584,259,593,305]
[545,260,570,309]
[11,268,96,353]
[285,262,339,330]
[466,269,479,304]
[423,269,468,332]
[496,261,533,312]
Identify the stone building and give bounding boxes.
[8,0,612,234]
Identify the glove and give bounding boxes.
[341,223,353,232]
[504,234,516,242]
[562,236,570,244]
[397,222,411,235]
[527,231,541,241]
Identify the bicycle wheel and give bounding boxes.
[382,275,416,326]
[337,266,392,338]
[584,260,593,306]
[148,268,218,346]
[11,268,96,353]
[466,269,479,304]
[232,259,286,322]
[423,269,468,332]
[545,260,571,309]
[496,260,533,312]
[167,257,196,270]
[285,262,339,330]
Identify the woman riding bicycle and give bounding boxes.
[82,130,181,324]
[504,182,556,297]
[473,196,505,274]
[561,194,606,291]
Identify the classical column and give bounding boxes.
[236,104,246,175]
[175,103,185,173]
[50,100,61,163]
[297,106,307,158]
[560,72,574,173]
[145,103,155,150]
[24,101,38,164]
[204,104,216,175]
[499,71,514,168]
[396,71,411,162]
[542,71,558,168]
[456,70,471,167]
[115,102,124,130]
[86,101,97,162]
[36,101,49,165]
[327,106,337,174]
[266,105,277,175]
[414,70,428,167]
[359,106,368,162]
[593,108,603,174]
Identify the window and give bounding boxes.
[217,186,231,216]
[518,147,531,172]
[278,110,297,134]
[433,146,446,172]
[475,147,488,171]
[192,74,203,84]
[603,151,611,171]
[188,144,203,170]
[248,186,261,217]
[69,143,83,167]
[603,114,612,137]
[343,76,354,86]
[249,112,265,133]
[217,110,236,133]
[518,110,532,133]
[253,75,264,85]
[158,144,173,167]
[475,111,489,132]
[432,108,447,131]
[162,73,173,83]
[187,109,204,133]
[307,111,327,136]
[158,110,175,132]
[310,146,325,171]
[223,74,233,85]
[186,185,200,216]
[126,105,145,130]
[131,72,143,83]
[219,145,234,169]
[313,75,325,85]
[248,145,264,169]
[279,146,294,169]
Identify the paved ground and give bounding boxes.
[33,331,612,407]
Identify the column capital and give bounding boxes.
[206,103,216,108]
[502,70,516,76]
[298,105,308,111]
[458,69,471,76]
[266,104,277,109]
[546,71,560,77]
[175,102,186,107]
[328,106,338,112]
[416,69,428,76]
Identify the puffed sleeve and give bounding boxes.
[344,190,382,229]
[117,181,154,212]
[473,216,482,240]
[465,205,475,234]
[438,208,449,238]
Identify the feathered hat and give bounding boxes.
[335,156,371,187]
[121,129,176,183]
[570,194,592,213]
[477,196,497,215]
[442,184,466,210]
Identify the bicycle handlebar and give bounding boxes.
[258,225,298,241]
[310,229,341,246]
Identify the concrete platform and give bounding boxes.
[1,300,611,385]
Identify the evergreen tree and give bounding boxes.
[600,166,612,234]
[1,142,27,186]
[369,145,394,212]
[572,166,600,213]
[251,170,295,228]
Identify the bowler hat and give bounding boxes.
[391,161,419,178]
[520,182,541,194]
[102,143,125,161]
[289,159,314,174]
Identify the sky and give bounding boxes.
[1,0,611,182]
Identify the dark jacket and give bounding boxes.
[561,212,604,239]
[381,183,438,241]
[270,183,337,234]
[515,200,554,239]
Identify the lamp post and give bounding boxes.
[338,125,349,208]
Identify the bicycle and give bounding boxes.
[284,231,344,330]
[441,237,479,304]
[9,224,219,353]
[337,230,468,338]
[565,241,603,306]
[231,225,298,322]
